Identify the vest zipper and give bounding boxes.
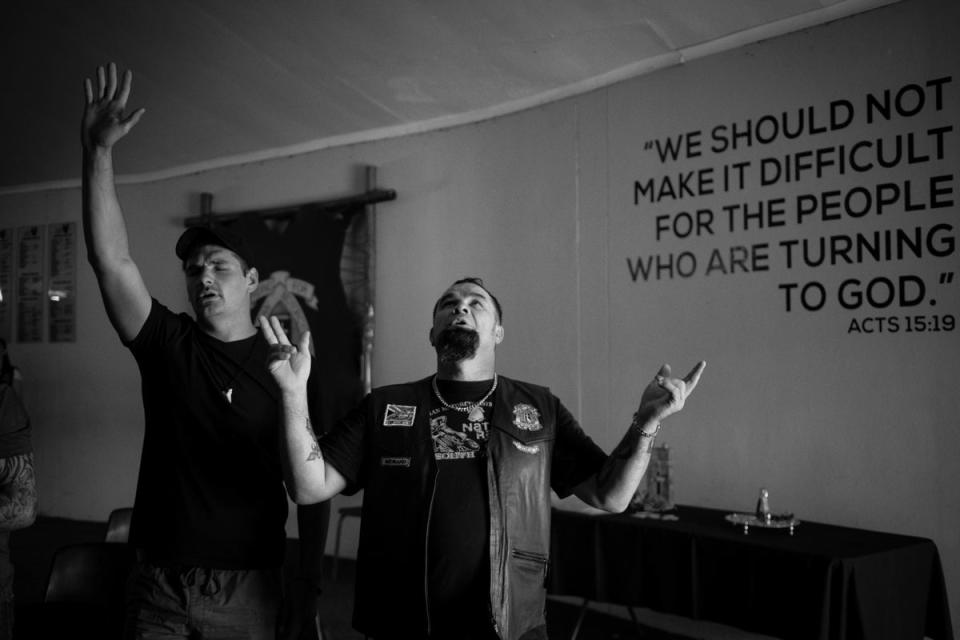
[488,448,502,639]
[511,549,549,564]
[423,467,439,635]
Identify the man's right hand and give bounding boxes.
[80,62,152,344]
[82,62,145,152]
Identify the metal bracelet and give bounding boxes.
[632,412,661,439]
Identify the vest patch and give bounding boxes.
[512,403,543,431]
[381,456,412,467]
[383,404,416,427]
[512,440,540,455]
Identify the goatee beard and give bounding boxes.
[435,327,479,364]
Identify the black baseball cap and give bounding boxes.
[175,226,253,266]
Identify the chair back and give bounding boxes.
[44,542,136,606]
[105,507,134,543]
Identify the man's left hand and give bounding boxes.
[259,316,311,396]
[639,361,706,423]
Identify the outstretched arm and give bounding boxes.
[574,361,706,512]
[81,62,151,342]
[260,316,347,504]
[0,453,37,531]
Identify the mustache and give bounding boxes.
[196,284,220,297]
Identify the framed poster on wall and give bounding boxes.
[0,229,13,341]
[16,225,44,343]
[48,221,77,342]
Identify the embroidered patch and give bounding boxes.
[383,404,417,427]
[512,403,543,431]
[381,456,411,467]
[512,441,540,455]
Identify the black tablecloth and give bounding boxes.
[549,505,953,640]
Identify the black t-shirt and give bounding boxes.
[126,299,288,568]
[428,379,497,634]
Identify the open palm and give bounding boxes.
[259,316,312,394]
[82,62,145,151]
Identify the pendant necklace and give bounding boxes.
[432,374,498,422]
[207,334,260,404]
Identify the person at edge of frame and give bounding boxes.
[0,373,36,640]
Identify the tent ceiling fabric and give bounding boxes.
[3,0,897,190]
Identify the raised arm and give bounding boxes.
[260,316,347,504]
[574,361,706,512]
[81,63,151,342]
[0,452,37,531]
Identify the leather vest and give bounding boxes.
[352,375,556,640]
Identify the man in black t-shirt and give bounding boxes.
[81,63,323,639]
[262,277,706,639]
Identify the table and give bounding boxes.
[549,505,953,640]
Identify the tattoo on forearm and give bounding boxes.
[0,453,37,529]
[304,418,323,462]
[596,428,644,487]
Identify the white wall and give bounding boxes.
[603,0,959,523]
[1,0,957,627]
[582,0,960,625]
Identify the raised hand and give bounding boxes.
[82,62,145,152]
[639,361,706,422]
[259,316,312,394]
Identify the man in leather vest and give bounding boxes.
[262,278,705,640]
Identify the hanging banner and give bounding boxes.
[231,207,367,432]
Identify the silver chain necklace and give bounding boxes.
[431,373,498,422]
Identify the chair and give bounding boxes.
[565,598,645,640]
[105,507,134,543]
[45,541,136,604]
[37,542,136,638]
[331,504,362,580]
